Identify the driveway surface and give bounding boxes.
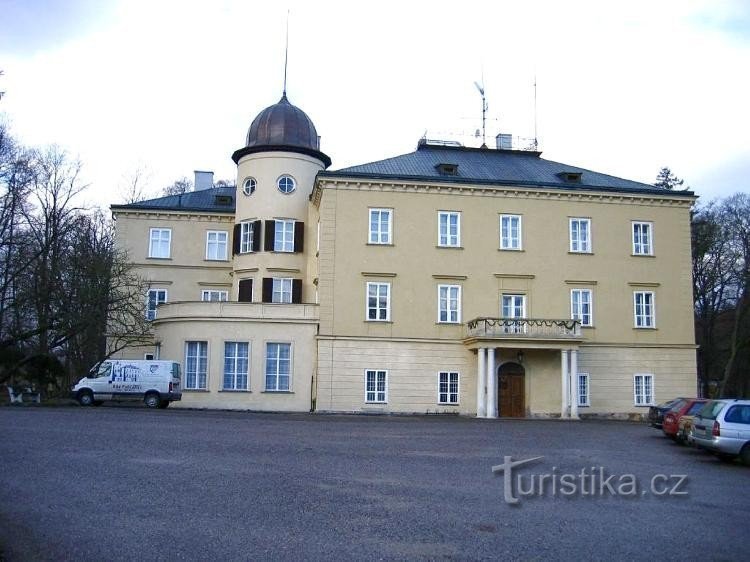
[1,407,748,561]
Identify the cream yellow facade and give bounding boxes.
[110,93,697,418]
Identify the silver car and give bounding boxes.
[691,399,750,465]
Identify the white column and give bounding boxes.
[570,350,579,420]
[561,349,569,419]
[476,348,486,417]
[486,348,497,418]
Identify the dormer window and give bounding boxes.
[436,163,459,176]
[558,171,583,183]
[214,194,233,206]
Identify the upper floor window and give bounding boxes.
[369,208,392,244]
[501,293,526,333]
[206,230,228,260]
[240,222,253,253]
[146,289,167,320]
[242,177,256,196]
[632,221,653,255]
[366,282,390,321]
[633,291,655,328]
[201,290,228,302]
[438,211,461,247]
[274,220,295,252]
[500,215,522,250]
[438,285,461,323]
[149,228,171,258]
[569,218,591,253]
[272,278,293,304]
[277,175,296,194]
[571,289,593,327]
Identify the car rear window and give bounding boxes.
[698,401,727,420]
[669,399,687,412]
[724,405,750,424]
[686,401,706,416]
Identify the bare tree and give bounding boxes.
[118,167,155,204]
[163,176,192,196]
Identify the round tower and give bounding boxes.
[230,94,330,303]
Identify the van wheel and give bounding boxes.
[144,392,161,409]
[158,401,169,409]
[740,445,750,467]
[77,390,94,406]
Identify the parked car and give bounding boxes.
[648,398,685,429]
[662,398,707,442]
[691,399,750,465]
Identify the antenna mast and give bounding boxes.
[474,80,488,148]
[283,11,289,97]
[533,75,538,150]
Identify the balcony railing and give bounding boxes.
[466,317,582,339]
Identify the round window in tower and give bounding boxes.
[277,175,296,194]
[242,177,256,196]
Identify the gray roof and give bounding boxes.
[111,187,236,213]
[320,143,694,197]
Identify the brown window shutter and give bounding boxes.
[294,221,304,253]
[252,220,262,252]
[264,220,275,252]
[262,278,273,303]
[232,224,241,255]
[238,279,253,302]
[292,279,302,303]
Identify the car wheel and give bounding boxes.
[144,392,161,409]
[158,401,169,409]
[740,445,750,467]
[77,390,94,406]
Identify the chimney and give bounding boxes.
[495,133,513,150]
[194,170,214,191]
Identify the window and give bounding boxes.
[201,290,228,302]
[365,370,387,403]
[634,291,655,328]
[272,278,293,304]
[238,279,253,302]
[632,221,653,255]
[571,289,593,327]
[724,405,750,424]
[569,218,591,253]
[206,230,228,260]
[223,342,249,390]
[148,228,171,258]
[500,215,522,250]
[369,208,392,244]
[274,220,295,252]
[146,289,167,320]
[577,373,590,407]
[366,282,390,321]
[634,374,654,406]
[277,175,296,194]
[501,294,526,333]
[240,222,254,253]
[265,343,291,391]
[242,177,256,196]
[438,285,461,323]
[438,211,461,247]
[438,371,459,404]
[185,341,208,390]
[144,353,155,361]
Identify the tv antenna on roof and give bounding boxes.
[474,79,488,148]
[283,10,290,97]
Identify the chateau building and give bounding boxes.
[110,93,697,418]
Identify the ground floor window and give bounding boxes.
[185,341,208,389]
[438,371,459,404]
[223,342,249,390]
[633,373,654,406]
[365,370,387,403]
[577,373,590,407]
[265,343,291,391]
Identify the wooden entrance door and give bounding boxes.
[499,362,525,418]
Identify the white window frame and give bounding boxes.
[265,342,291,391]
[148,228,171,258]
[185,341,208,390]
[569,218,591,253]
[274,219,295,252]
[205,230,228,260]
[634,373,655,406]
[437,284,461,323]
[144,353,155,361]
[499,214,522,250]
[633,291,656,328]
[366,282,391,321]
[272,278,293,304]
[365,369,388,403]
[146,289,167,320]
[577,373,590,407]
[501,293,526,333]
[201,290,228,302]
[223,341,249,391]
[240,221,255,254]
[438,211,461,247]
[632,221,654,256]
[570,289,593,327]
[438,371,460,405]
[369,208,392,244]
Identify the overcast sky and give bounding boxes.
[1,0,748,209]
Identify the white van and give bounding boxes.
[71,360,182,409]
